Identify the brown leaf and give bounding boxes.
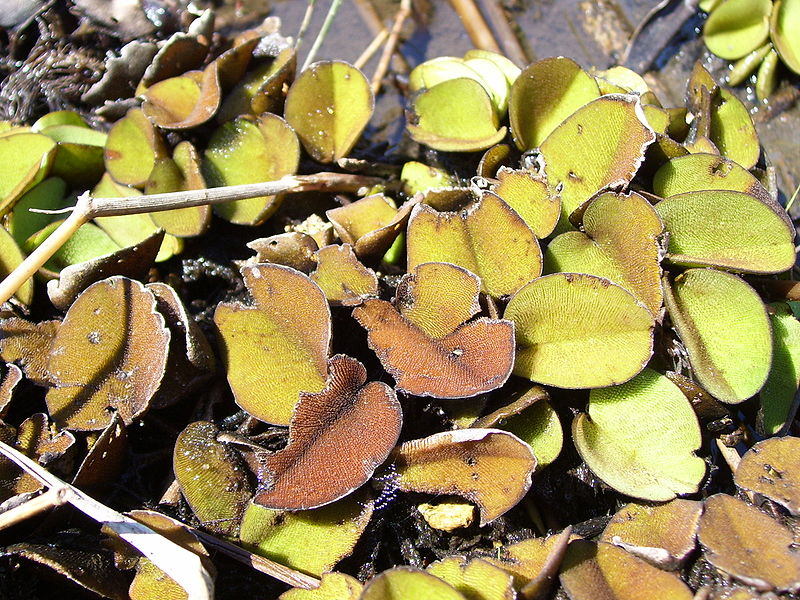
[698,493,800,592]
[45,276,170,430]
[0,317,59,385]
[391,428,536,525]
[735,437,800,516]
[254,354,401,510]
[353,263,514,399]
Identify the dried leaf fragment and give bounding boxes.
[735,436,800,516]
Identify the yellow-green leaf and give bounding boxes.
[504,273,654,388]
[284,61,373,163]
[214,264,330,425]
[573,369,705,501]
[407,192,542,298]
[704,0,773,60]
[663,269,772,403]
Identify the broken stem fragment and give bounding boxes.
[0,173,383,306]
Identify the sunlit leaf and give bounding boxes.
[656,190,794,273]
[771,0,800,73]
[353,263,515,398]
[148,141,211,237]
[483,527,572,592]
[218,47,297,121]
[45,276,170,430]
[735,436,800,516]
[309,244,378,306]
[504,273,654,388]
[704,0,773,60]
[0,226,33,304]
[600,500,702,569]
[539,95,654,231]
[491,167,561,239]
[401,160,458,196]
[203,114,299,225]
[0,132,56,215]
[391,428,536,525]
[240,490,373,577]
[284,60,373,163]
[361,567,467,600]
[142,67,221,130]
[573,369,705,501]
[509,57,600,151]
[407,192,542,298]
[92,173,182,262]
[545,191,664,315]
[103,108,167,187]
[427,556,515,600]
[698,494,800,592]
[214,264,330,425]
[559,539,694,599]
[473,382,563,469]
[407,78,507,152]
[174,420,252,536]
[758,303,800,433]
[653,153,776,207]
[709,88,760,170]
[278,572,362,600]
[663,269,772,403]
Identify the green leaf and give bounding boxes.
[407,78,507,152]
[0,132,57,215]
[771,0,800,73]
[406,192,542,298]
[361,568,466,600]
[573,368,705,501]
[504,273,654,388]
[539,95,655,232]
[240,490,372,577]
[284,61,373,163]
[103,108,166,187]
[704,0,773,60]
[655,190,795,274]
[213,264,330,425]
[0,226,33,305]
[758,303,800,434]
[203,114,299,225]
[710,88,760,170]
[545,191,664,315]
[509,57,600,151]
[663,269,772,403]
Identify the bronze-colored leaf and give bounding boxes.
[174,420,253,536]
[0,362,22,418]
[45,276,170,430]
[599,500,702,569]
[559,539,694,599]
[72,413,127,490]
[735,437,800,516]
[247,233,319,273]
[0,317,59,385]
[254,354,401,510]
[698,493,800,592]
[214,264,330,425]
[391,428,536,525]
[353,263,514,398]
[483,527,572,593]
[147,282,215,408]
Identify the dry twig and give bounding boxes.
[371,0,412,95]
[447,0,501,53]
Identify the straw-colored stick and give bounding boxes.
[355,28,389,70]
[447,0,502,53]
[0,173,382,306]
[371,0,412,94]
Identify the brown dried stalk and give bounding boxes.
[371,0,412,95]
[0,173,383,306]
